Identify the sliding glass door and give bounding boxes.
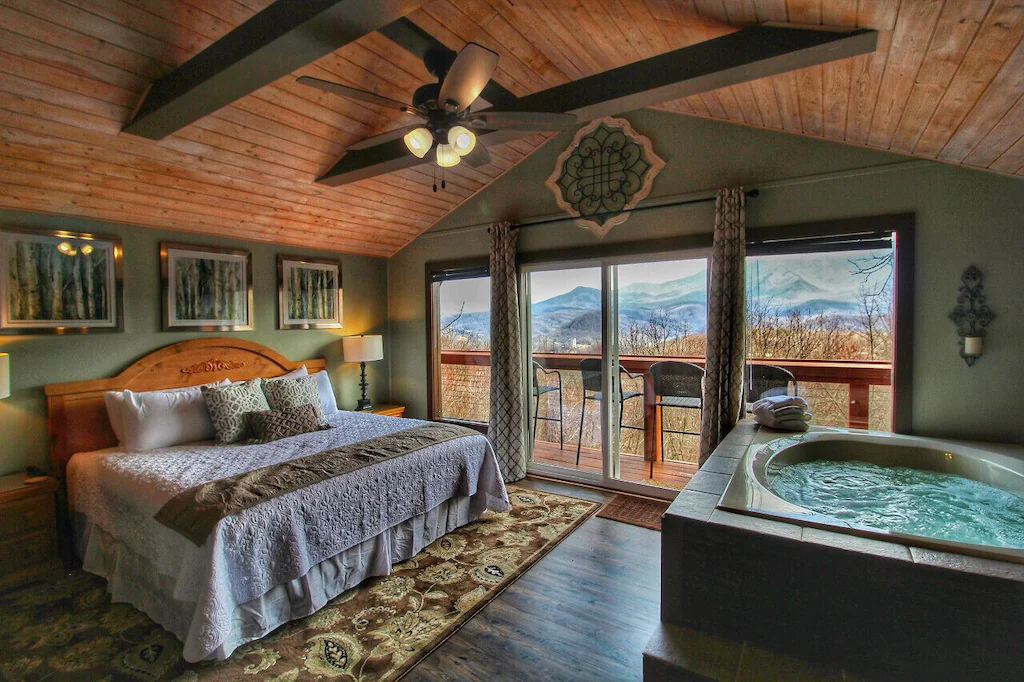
[522,263,605,475]
[522,252,708,497]
[615,259,707,488]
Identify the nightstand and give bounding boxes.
[0,473,62,589]
[370,404,406,418]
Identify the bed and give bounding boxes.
[44,338,509,662]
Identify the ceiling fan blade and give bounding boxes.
[297,76,423,115]
[467,111,577,132]
[437,43,499,113]
[345,124,423,151]
[462,144,492,167]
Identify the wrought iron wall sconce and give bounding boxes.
[948,265,995,367]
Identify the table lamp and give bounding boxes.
[0,353,9,400]
[342,335,383,411]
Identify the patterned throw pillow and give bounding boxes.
[249,404,328,444]
[261,375,327,425]
[201,379,271,444]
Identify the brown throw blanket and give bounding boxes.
[155,423,479,545]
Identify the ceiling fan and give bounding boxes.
[297,42,577,180]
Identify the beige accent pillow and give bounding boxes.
[261,375,327,425]
[201,379,270,444]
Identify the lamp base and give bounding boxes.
[356,361,372,411]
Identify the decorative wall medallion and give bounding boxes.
[545,116,665,238]
[180,358,246,375]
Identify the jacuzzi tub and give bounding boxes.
[718,428,1024,564]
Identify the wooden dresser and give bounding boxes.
[0,473,62,589]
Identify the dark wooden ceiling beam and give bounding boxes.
[122,0,428,140]
[316,23,877,187]
[377,17,518,108]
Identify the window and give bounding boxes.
[745,227,905,431]
[429,265,490,423]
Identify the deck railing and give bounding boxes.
[440,349,892,461]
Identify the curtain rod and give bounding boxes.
[510,188,759,231]
[425,160,928,240]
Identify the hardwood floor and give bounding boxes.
[406,478,661,682]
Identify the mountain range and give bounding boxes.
[443,252,885,346]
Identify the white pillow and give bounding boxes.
[104,390,130,443]
[104,380,228,444]
[311,370,339,416]
[228,366,306,388]
[116,380,230,452]
[268,365,308,382]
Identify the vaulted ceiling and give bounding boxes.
[0,1,1021,258]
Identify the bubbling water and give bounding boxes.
[769,460,1024,549]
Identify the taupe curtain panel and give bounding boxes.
[488,221,527,482]
[699,187,747,465]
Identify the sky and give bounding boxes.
[439,277,491,315]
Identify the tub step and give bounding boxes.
[642,622,741,681]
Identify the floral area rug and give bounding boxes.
[0,486,598,681]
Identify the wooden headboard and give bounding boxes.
[44,338,327,478]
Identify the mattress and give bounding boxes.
[66,410,510,661]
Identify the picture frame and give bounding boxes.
[0,226,123,334]
[278,255,343,330]
[161,242,253,332]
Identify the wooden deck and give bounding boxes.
[532,439,697,490]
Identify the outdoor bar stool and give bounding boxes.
[531,360,564,448]
[745,363,798,411]
[649,361,704,474]
[575,358,645,465]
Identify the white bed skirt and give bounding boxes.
[77,494,483,662]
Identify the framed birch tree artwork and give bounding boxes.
[1,227,123,334]
[278,256,342,330]
[161,243,253,331]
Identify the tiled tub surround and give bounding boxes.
[654,422,1024,682]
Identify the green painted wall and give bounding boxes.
[0,211,390,476]
[388,110,1024,445]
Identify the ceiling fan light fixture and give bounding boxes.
[403,127,433,158]
[448,126,476,156]
[436,143,461,167]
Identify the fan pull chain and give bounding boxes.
[441,167,446,191]
[432,163,437,193]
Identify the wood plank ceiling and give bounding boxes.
[0,1,1021,258]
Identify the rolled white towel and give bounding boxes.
[763,405,808,419]
[752,394,809,411]
[752,394,812,431]
[769,418,811,432]
[753,409,812,425]
[754,412,813,431]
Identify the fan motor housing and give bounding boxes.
[412,83,441,111]
[423,46,456,81]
